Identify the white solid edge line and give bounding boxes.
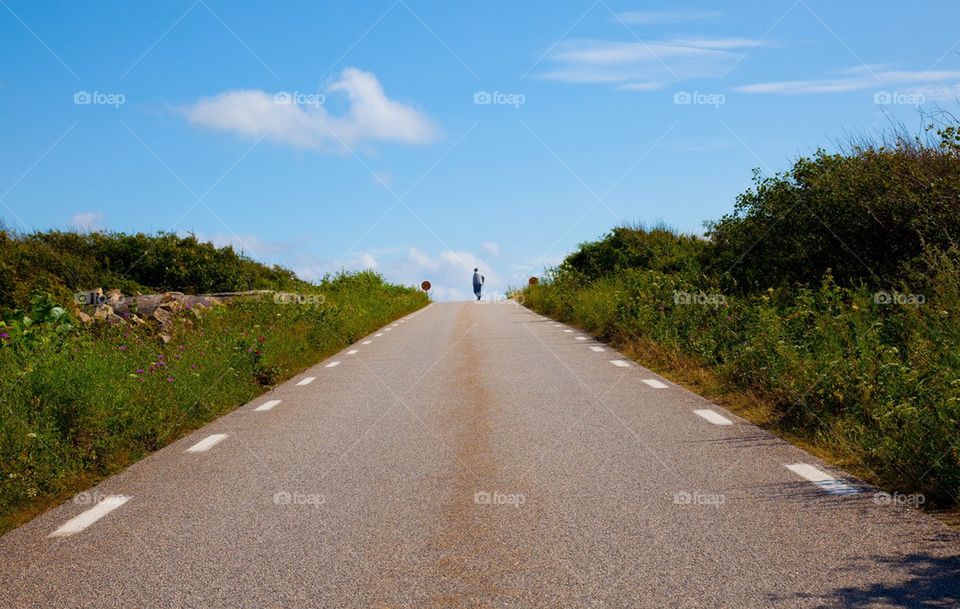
[693,409,733,426]
[610,360,630,367]
[49,495,131,537]
[297,377,316,386]
[641,379,669,389]
[186,433,228,453]
[589,346,604,352]
[347,350,358,355]
[326,361,340,368]
[254,399,282,411]
[785,463,859,495]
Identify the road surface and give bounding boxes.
[1,302,958,608]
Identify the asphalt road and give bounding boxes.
[1,301,958,608]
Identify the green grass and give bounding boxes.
[0,270,428,534]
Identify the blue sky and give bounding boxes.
[2,1,958,300]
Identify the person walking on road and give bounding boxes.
[472,268,484,301]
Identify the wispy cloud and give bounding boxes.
[181,67,440,152]
[735,65,960,97]
[480,241,500,256]
[70,211,103,232]
[615,9,722,25]
[539,37,769,89]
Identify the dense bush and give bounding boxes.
[0,230,310,310]
[706,135,960,292]
[523,131,960,506]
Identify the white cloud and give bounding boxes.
[480,241,500,256]
[326,246,503,302]
[70,212,102,232]
[735,66,960,96]
[539,37,768,89]
[616,9,722,25]
[356,253,378,269]
[182,67,439,152]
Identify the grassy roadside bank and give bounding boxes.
[519,126,960,511]
[522,269,959,517]
[0,270,428,534]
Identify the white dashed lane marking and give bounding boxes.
[49,495,131,538]
[361,341,372,345]
[610,360,631,368]
[186,433,228,453]
[325,361,340,368]
[575,336,587,341]
[375,333,384,337]
[785,463,860,495]
[641,379,669,389]
[347,350,358,355]
[297,377,316,386]
[589,346,604,352]
[254,399,281,412]
[693,409,733,425]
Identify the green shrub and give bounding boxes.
[523,131,960,506]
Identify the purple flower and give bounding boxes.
[135,369,145,375]
[0,332,10,341]
[166,376,174,383]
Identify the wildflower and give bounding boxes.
[118,345,128,351]
[166,376,174,383]
[0,332,10,341]
[135,369,145,375]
